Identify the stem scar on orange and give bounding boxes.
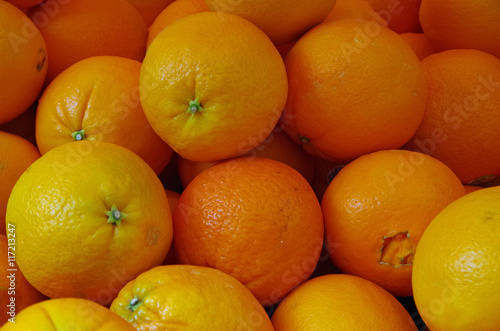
[110,265,274,330]
[6,141,173,305]
[35,56,173,175]
[140,12,288,163]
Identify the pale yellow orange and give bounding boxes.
[111,265,274,330]
[413,187,500,330]
[6,142,172,305]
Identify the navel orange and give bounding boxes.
[173,157,324,305]
[413,186,500,330]
[6,141,172,305]
[36,56,172,174]
[1,298,135,330]
[283,18,426,162]
[0,131,40,235]
[404,49,500,184]
[272,274,418,330]
[141,12,288,163]
[322,149,465,296]
[111,265,274,330]
[420,0,500,58]
[27,0,147,83]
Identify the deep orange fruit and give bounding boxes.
[322,149,465,296]
[272,274,418,330]
[173,157,324,305]
[404,49,500,184]
[283,18,426,162]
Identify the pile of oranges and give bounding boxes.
[1,0,499,330]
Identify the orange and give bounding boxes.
[140,12,288,163]
[0,131,40,235]
[147,0,209,48]
[177,128,315,187]
[420,0,500,58]
[6,141,172,305]
[27,0,147,83]
[0,234,45,326]
[322,149,465,296]
[283,19,426,163]
[111,265,274,330]
[404,49,500,184]
[35,56,173,175]
[324,0,382,23]
[4,0,42,10]
[366,0,422,33]
[204,0,337,45]
[399,32,435,60]
[125,0,174,26]
[173,157,324,305]
[272,274,418,330]
[413,187,500,330]
[0,1,47,124]
[1,298,135,330]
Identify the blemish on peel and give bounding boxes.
[147,227,160,246]
[379,231,414,267]
[37,48,46,72]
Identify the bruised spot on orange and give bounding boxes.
[147,227,161,246]
[379,231,414,267]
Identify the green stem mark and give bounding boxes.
[187,97,204,114]
[128,296,141,312]
[71,129,86,141]
[299,135,310,144]
[106,204,127,226]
